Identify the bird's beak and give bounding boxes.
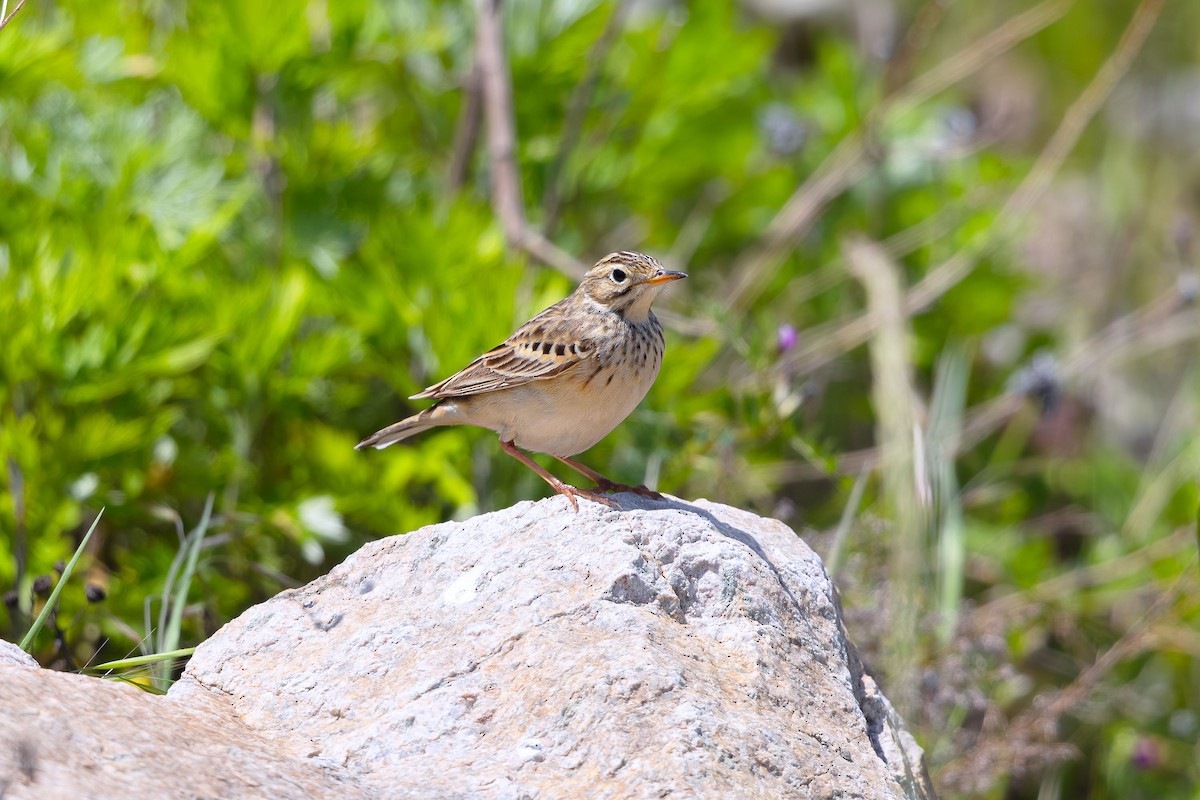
[643,270,688,286]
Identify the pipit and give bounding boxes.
[356,251,686,510]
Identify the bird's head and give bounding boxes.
[578,252,686,322]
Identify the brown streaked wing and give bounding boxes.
[410,307,594,400]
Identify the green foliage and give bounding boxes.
[2,0,1199,797]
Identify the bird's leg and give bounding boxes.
[551,455,615,489]
[552,455,663,500]
[500,439,618,510]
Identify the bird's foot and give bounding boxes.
[556,483,620,511]
[593,479,663,500]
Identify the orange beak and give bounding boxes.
[643,270,688,286]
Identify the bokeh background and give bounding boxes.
[2,0,1199,795]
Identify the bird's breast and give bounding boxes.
[464,324,665,457]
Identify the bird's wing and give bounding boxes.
[411,306,596,400]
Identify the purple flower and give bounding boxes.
[1131,737,1160,770]
[777,323,799,354]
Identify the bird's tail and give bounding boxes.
[354,402,457,450]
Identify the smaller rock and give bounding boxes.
[0,639,37,670]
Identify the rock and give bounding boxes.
[0,640,37,670]
[0,650,369,799]
[2,496,935,799]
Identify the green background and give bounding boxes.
[2,0,1199,796]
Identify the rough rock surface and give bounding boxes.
[0,640,36,670]
[0,640,368,799]
[2,495,934,799]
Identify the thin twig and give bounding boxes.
[882,0,955,93]
[543,0,631,235]
[826,464,872,574]
[722,133,872,312]
[470,0,723,326]
[968,525,1193,626]
[720,0,1074,316]
[512,228,588,279]
[655,308,721,337]
[668,180,730,270]
[446,61,483,194]
[0,0,27,33]
[769,0,1166,382]
[476,0,525,242]
[941,559,1195,789]
[905,0,1165,313]
[754,294,1197,484]
[475,0,587,280]
[783,185,1001,308]
[886,0,1073,116]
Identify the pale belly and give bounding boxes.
[454,359,661,457]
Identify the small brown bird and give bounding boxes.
[356,251,686,509]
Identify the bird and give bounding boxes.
[356,251,686,510]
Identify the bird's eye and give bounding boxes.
[611,268,627,284]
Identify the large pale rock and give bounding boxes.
[0,643,367,798]
[2,496,934,799]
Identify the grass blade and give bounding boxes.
[929,345,969,644]
[827,465,871,576]
[155,493,213,689]
[20,508,105,652]
[86,647,196,672]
